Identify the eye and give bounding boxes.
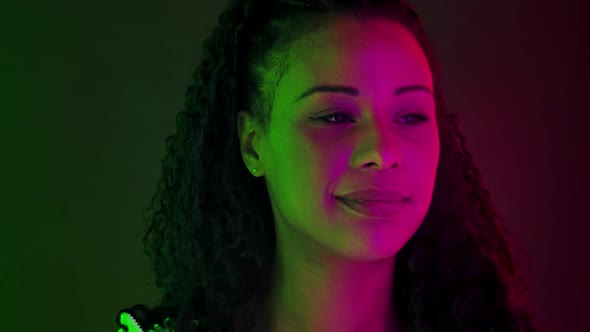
[315,112,355,124]
[398,113,428,125]
[313,112,428,125]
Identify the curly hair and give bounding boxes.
[119,0,545,331]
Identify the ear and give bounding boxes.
[237,111,264,175]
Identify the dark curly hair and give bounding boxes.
[117,0,545,331]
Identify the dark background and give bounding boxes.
[5,0,589,331]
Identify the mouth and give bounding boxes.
[336,197,407,219]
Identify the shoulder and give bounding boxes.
[116,304,175,332]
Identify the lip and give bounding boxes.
[337,197,406,219]
[335,189,408,202]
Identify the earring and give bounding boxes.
[253,168,257,173]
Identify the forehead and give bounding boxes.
[277,17,432,102]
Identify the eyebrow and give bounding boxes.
[293,84,433,103]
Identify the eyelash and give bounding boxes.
[314,112,428,125]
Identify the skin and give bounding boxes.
[237,16,440,332]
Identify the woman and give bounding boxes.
[116,0,543,331]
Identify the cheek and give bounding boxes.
[407,147,439,218]
[409,144,439,182]
[270,139,325,202]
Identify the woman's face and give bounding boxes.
[238,17,439,261]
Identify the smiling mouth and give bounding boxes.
[336,197,406,219]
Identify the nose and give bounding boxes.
[352,118,401,171]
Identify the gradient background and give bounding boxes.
[5,0,589,331]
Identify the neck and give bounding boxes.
[252,256,402,332]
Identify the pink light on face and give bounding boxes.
[240,14,439,275]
